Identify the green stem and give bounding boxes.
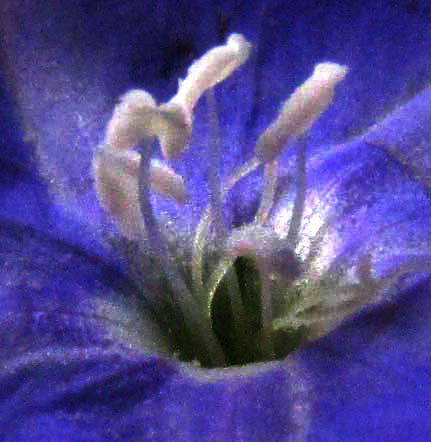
[205,254,250,361]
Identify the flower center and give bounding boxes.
[90,34,386,368]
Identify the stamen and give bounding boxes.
[149,160,187,204]
[162,33,252,159]
[92,146,187,239]
[137,139,226,367]
[255,62,348,163]
[105,89,158,150]
[92,32,367,367]
[170,34,252,124]
[255,158,279,225]
[93,146,142,240]
[192,156,261,293]
[287,138,308,248]
[206,88,225,239]
[156,102,191,159]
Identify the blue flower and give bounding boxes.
[1,1,431,440]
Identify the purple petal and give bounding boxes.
[2,1,431,441]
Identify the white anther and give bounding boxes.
[255,62,348,163]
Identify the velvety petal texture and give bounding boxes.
[1,1,431,441]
